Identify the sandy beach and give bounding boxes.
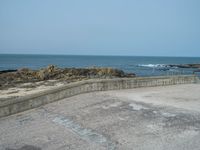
[1,83,200,150]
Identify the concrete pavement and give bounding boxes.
[1,84,200,150]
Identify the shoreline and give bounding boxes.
[1,63,199,90]
[0,65,135,90]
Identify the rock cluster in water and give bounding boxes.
[168,64,200,69]
[0,65,135,89]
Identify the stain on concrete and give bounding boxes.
[129,103,149,111]
[102,101,122,109]
[6,145,41,150]
[53,116,116,150]
[161,112,176,117]
[163,112,200,130]
[16,115,34,125]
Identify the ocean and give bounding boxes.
[0,54,200,76]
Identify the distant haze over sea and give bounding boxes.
[0,54,200,76]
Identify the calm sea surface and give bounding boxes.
[0,54,200,76]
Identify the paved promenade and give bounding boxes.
[1,84,200,150]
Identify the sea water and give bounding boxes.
[0,54,200,76]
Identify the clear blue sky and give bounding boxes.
[0,0,200,56]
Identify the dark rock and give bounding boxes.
[193,69,200,73]
[0,69,17,74]
[158,68,170,71]
[169,64,200,69]
[126,73,136,77]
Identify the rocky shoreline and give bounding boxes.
[168,64,200,69]
[0,65,135,90]
[1,63,200,89]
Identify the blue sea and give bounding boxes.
[0,54,200,76]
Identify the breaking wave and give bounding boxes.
[138,64,166,68]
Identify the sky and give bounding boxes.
[0,0,200,57]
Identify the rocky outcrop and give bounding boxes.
[0,65,136,89]
[168,64,200,69]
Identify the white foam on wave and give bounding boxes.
[138,64,166,68]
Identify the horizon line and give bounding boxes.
[0,53,200,58]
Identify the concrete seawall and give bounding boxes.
[0,75,199,118]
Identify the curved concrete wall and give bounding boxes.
[0,75,199,118]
